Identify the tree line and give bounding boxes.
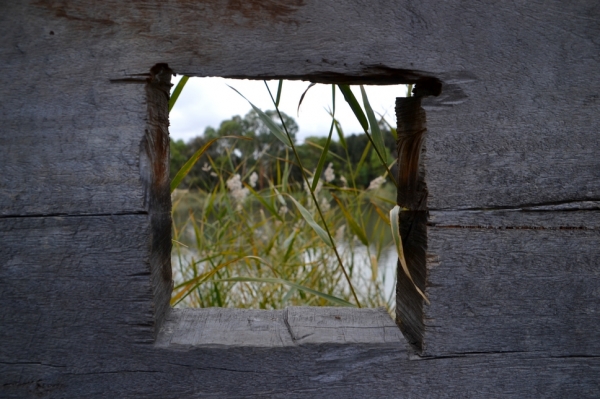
[170,109,398,191]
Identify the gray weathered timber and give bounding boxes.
[156,308,296,348]
[1,355,597,398]
[395,96,429,349]
[144,64,175,334]
[2,301,599,398]
[0,68,149,216]
[284,306,403,344]
[156,307,402,348]
[2,0,600,397]
[422,210,600,357]
[0,216,158,366]
[2,1,599,213]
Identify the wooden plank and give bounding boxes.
[0,215,162,366]
[144,64,175,334]
[285,306,403,345]
[396,96,428,211]
[395,96,429,349]
[156,308,295,348]
[156,307,402,348]
[0,77,149,216]
[429,207,600,228]
[423,81,600,210]
[2,1,599,215]
[2,332,599,398]
[420,210,600,357]
[1,1,599,397]
[2,299,598,397]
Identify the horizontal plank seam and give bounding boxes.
[166,362,279,375]
[410,351,600,361]
[0,361,67,368]
[428,224,597,230]
[429,199,600,212]
[64,370,162,376]
[0,211,148,219]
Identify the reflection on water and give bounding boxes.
[171,239,397,308]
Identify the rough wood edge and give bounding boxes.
[395,91,432,352]
[142,63,175,337]
[161,68,443,86]
[156,307,405,348]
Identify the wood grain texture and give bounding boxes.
[156,306,402,348]
[2,303,599,398]
[1,0,600,397]
[395,95,429,350]
[1,336,599,398]
[395,210,428,350]
[1,1,599,214]
[144,64,175,334]
[285,306,403,345]
[396,96,428,211]
[2,211,594,397]
[0,215,160,367]
[0,77,148,216]
[156,308,295,348]
[422,210,600,357]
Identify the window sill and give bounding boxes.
[156,307,404,348]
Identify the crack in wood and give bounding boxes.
[0,361,67,368]
[431,199,600,212]
[283,308,296,343]
[65,370,161,375]
[0,211,148,219]
[409,352,600,362]
[428,224,597,230]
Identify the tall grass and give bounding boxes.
[170,79,421,312]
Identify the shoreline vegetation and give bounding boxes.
[169,80,420,312]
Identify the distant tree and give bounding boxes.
[169,109,298,190]
[169,109,397,191]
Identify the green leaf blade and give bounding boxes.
[390,205,429,304]
[228,85,292,147]
[216,277,356,307]
[245,183,283,221]
[172,256,253,306]
[360,85,387,164]
[332,194,368,246]
[275,79,283,107]
[170,135,250,193]
[297,82,316,116]
[333,119,347,150]
[311,121,335,192]
[337,84,369,132]
[170,137,219,193]
[287,195,333,247]
[169,76,189,112]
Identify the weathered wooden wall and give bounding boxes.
[1,0,599,397]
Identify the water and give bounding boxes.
[171,239,397,308]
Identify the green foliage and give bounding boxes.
[171,159,397,310]
[169,76,189,112]
[169,81,406,311]
[170,119,396,192]
[169,109,300,191]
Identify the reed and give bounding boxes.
[169,79,420,312]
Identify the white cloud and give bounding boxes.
[169,77,408,143]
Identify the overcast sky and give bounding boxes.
[169,76,409,143]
